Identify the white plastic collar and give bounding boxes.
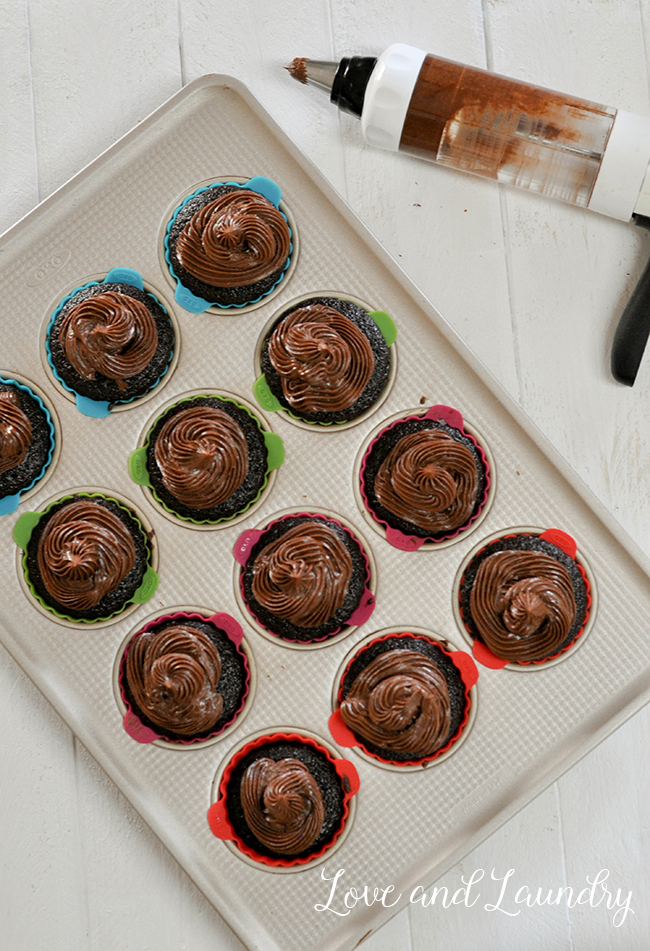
[360,44,427,151]
[588,109,650,221]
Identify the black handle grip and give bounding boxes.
[611,214,650,386]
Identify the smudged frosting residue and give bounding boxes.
[125,623,223,736]
[251,521,353,628]
[58,291,158,391]
[37,499,136,611]
[175,189,290,288]
[0,390,32,474]
[374,429,479,533]
[240,757,325,855]
[267,303,375,414]
[340,648,452,758]
[469,549,577,661]
[154,405,249,510]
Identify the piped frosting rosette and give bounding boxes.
[233,510,376,646]
[329,629,478,769]
[117,609,252,746]
[207,729,359,869]
[357,404,494,549]
[455,528,595,668]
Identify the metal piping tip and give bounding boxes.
[285,58,339,94]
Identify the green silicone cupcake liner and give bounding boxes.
[13,489,159,625]
[129,391,284,527]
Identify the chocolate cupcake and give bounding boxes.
[208,731,359,867]
[331,631,476,766]
[46,269,175,415]
[14,492,157,623]
[456,529,592,666]
[119,611,251,745]
[0,376,56,515]
[254,295,397,426]
[235,512,375,644]
[359,405,492,548]
[164,177,293,311]
[130,393,283,526]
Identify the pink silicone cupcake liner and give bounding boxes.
[233,509,376,648]
[329,628,479,770]
[356,404,495,550]
[116,609,253,748]
[207,729,359,870]
[453,527,596,670]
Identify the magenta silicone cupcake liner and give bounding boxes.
[207,728,359,871]
[329,628,478,770]
[356,404,495,550]
[453,527,596,670]
[233,509,376,648]
[116,609,253,748]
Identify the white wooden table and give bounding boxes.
[2,1,650,949]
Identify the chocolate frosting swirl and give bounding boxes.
[239,757,325,855]
[175,189,290,288]
[340,649,452,758]
[0,390,32,474]
[469,550,577,661]
[58,291,158,391]
[37,499,136,611]
[374,429,479,532]
[125,624,223,736]
[267,304,375,414]
[154,405,249,509]
[251,522,353,628]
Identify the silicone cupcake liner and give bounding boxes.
[356,404,495,550]
[13,486,159,628]
[0,372,59,516]
[207,728,359,871]
[329,628,479,771]
[129,389,284,529]
[253,291,398,431]
[43,267,178,418]
[453,527,596,670]
[233,508,377,648]
[114,607,254,748]
[162,175,297,314]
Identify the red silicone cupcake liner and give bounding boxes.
[233,510,376,643]
[455,528,594,670]
[118,610,251,745]
[207,730,359,868]
[358,405,493,550]
[329,630,479,768]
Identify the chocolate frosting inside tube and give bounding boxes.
[267,304,375,414]
[175,189,290,288]
[469,550,577,661]
[250,522,353,628]
[37,499,136,611]
[125,624,223,736]
[239,757,326,855]
[374,429,479,532]
[154,405,249,509]
[340,649,452,758]
[58,292,158,391]
[0,390,32,474]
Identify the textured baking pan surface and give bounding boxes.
[2,75,650,951]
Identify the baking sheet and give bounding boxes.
[2,75,650,951]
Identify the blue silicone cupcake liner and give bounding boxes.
[0,375,57,516]
[45,267,176,418]
[163,176,295,314]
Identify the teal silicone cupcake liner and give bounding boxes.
[13,488,159,626]
[0,373,58,516]
[129,390,284,528]
[162,175,297,314]
[44,267,178,418]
